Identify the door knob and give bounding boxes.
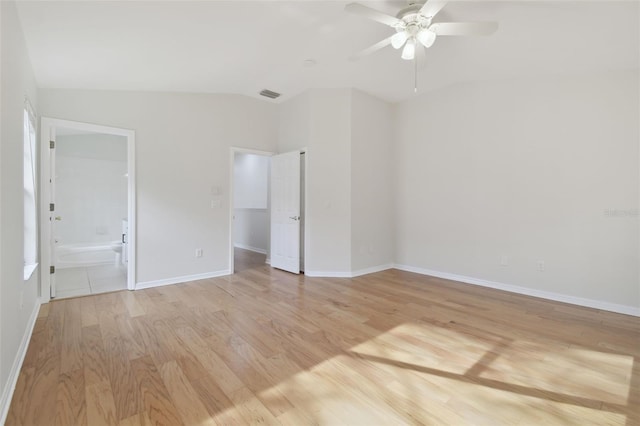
[289,216,300,221]
[54,216,62,221]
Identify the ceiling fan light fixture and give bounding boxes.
[401,38,416,60]
[391,31,409,49]
[417,28,437,48]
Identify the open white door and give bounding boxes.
[270,151,301,273]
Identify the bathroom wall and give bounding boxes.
[55,133,128,245]
[234,153,269,254]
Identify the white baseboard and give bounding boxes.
[304,264,393,278]
[393,264,640,317]
[0,298,42,425]
[304,270,352,278]
[265,258,270,265]
[234,243,267,255]
[351,264,394,278]
[135,270,231,290]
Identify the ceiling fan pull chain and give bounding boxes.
[414,54,418,93]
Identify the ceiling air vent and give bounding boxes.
[259,89,281,99]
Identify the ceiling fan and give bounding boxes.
[346,0,498,61]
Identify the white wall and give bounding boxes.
[233,153,269,254]
[394,71,639,311]
[351,90,394,272]
[277,91,310,153]
[56,134,127,245]
[0,1,40,420]
[234,153,269,209]
[38,89,278,285]
[234,209,269,254]
[306,89,352,274]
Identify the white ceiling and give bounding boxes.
[16,0,639,103]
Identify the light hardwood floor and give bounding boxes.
[7,249,640,425]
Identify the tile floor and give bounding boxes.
[55,264,127,299]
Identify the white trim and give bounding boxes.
[304,270,352,278]
[228,147,274,276]
[303,264,393,278]
[0,298,42,425]
[126,127,136,291]
[135,270,231,290]
[234,243,267,255]
[40,118,137,302]
[300,149,308,274]
[23,263,38,281]
[393,264,640,317]
[351,264,394,277]
[265,258,271,265]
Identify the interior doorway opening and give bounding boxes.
[229,148,273,274]
[40,118,136,300]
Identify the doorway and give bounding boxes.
[40,118,136,300]
[229,148,273,273]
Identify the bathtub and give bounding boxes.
[55,242,117,269]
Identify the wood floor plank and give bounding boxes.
[120,290,146,317]
[20,318,47,370]
[55,368,87,426]
[130,355,184,426]
[115,314,147,360]
[80,296,98,328]
[190,373,239,423]
[226,387,280,426]
[85,380,118,426]
[193,327,294,417]
[38,302,51,319]
[159,360,215,426]
[5,367,35,426]
[6,248,640,425]
[99,311,140,421]
[130,316,173,366]
[118,412,153,426]
[10,332,62,425]
[174,325,245,395]
[81,324,109,387]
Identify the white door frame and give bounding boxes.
[40,118,137,300]
[228,147,274,274]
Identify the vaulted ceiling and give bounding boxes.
[16,1,639,103]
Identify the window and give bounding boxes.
[24,102,38,280]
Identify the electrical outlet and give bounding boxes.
[537,260,545,271]
[195,248,203,258]
[500,255,509,266]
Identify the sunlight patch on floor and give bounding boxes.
[475,344,633,406]
[350,321,497,374]
[346,322,630,424]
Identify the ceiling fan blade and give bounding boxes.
[345,3,402,27]
[419,0,448,19]
[430,22,499,36]
[349,36,393,61]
